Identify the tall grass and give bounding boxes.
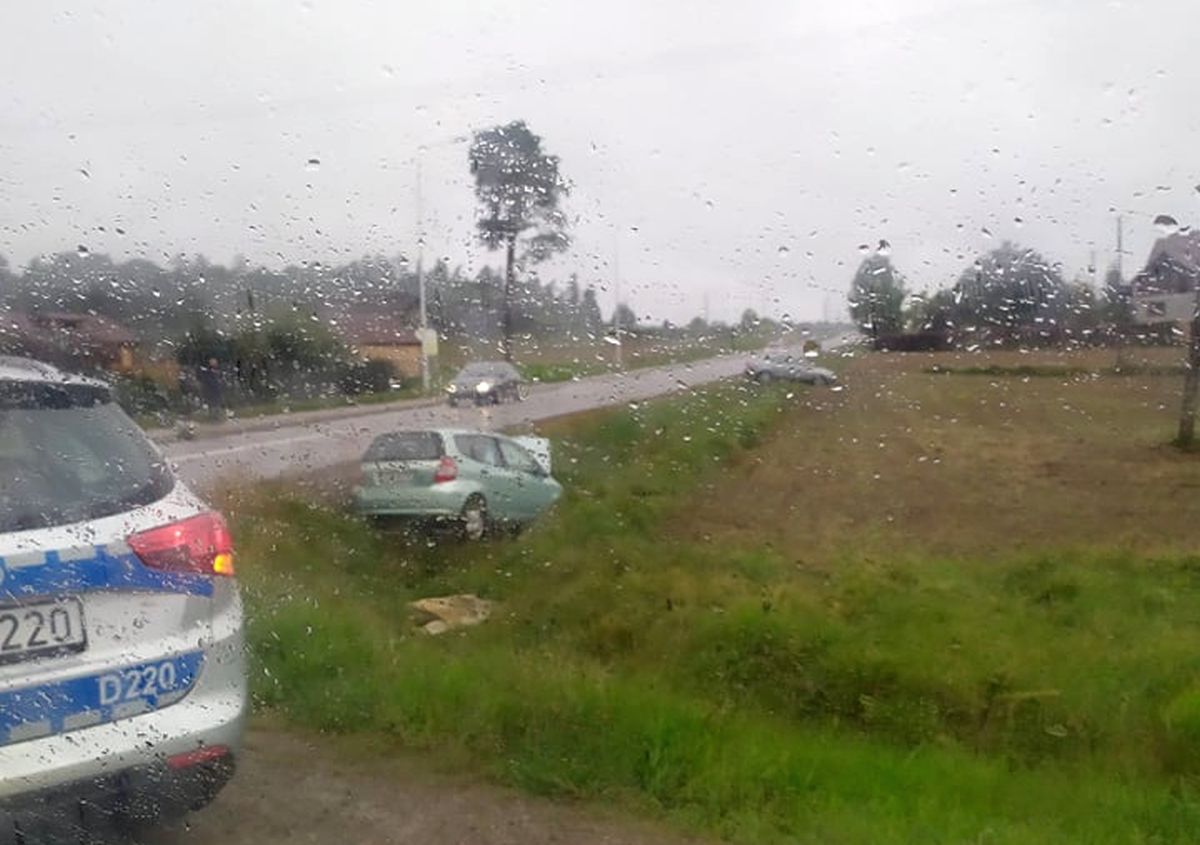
[229,377,1200,842]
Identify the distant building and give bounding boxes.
[1132,229,1200,324]
[335,310,424,378]
[0,310,139,372]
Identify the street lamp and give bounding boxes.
[411,134,470,393]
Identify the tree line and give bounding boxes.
[847,240,1152,348]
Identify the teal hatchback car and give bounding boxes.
[354,429,562,539]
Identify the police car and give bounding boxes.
[0,357,246,838]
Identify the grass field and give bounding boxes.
[225,343,1200,843]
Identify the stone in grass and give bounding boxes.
[409,594,494,635]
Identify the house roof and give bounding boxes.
[2,310,137,345]
[1140,229,1200,280]
[334,311,420,346]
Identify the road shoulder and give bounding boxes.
[167,723,710,845]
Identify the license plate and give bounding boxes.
[0,598,86,664]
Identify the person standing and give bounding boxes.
[197,356,224,421]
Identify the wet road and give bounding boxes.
[167,336,851,491]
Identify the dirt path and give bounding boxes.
[149,726,710,845]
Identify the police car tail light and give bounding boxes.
[128,512,235,577]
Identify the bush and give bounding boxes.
[111,373,179,420]
[1161,686,1200,772]
[340,358,397,394]
[875,331,952,352]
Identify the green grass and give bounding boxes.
[227,366,1200,842]
[136,386,423,430]
[925,363,1094,377]
[926,362,1187,378]
[228,386,421,419]
[466,328,784,384]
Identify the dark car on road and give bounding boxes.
[447,362,525,406]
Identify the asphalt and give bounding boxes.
[167,334,854,491]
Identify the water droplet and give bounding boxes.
[777,245,790,258]
[306,157,321,171]
[1013,216,1024,226]
[76,244,89,257]
[77,168,90,180]
[981,226,993,238]
[1154,214,1179,235]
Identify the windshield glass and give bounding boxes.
[5,1,1197,842]
[0,382,172,532]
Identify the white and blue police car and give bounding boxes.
[0,357,246,839]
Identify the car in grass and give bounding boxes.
[744,352,837,385]
[354,429,561,539]
[447,361,525,406]
[0,357,245,839]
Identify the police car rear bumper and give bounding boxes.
[0,623,246,803]
[0,748,235,841]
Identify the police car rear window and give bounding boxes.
[0,381,173,532]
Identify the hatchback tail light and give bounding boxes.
[128,512,235,577]
[433,456,458,483]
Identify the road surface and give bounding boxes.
[168,336,852,490]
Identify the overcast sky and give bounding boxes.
[0,0,1196,323]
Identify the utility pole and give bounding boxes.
[1178,281,1200,448]
[1116,215,1124,281]
[415,156,430,393]
[613,232,623,369]
[1178,231,1200,448]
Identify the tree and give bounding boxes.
[469,120,570,360]
[1101,263,1133,329]
[952,242,1068,345]
[580,286,603,333]
[739,308,760,330]
[848,250,906,339]
[612,302,637,330]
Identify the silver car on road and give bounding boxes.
[0,357,246,839]
[744,352,838,385]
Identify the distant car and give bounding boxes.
[447,362,525,406]
[0,357,245,838]
[745,353,837,385]
[354,429,562,539]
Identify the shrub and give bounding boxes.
[340,358,397,394]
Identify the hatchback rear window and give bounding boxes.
[0,381,174,533]
[364,431,444,462]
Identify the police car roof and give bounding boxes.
[0,356,107,389]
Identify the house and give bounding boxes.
[0,310,139,372]
[335,310,425,378]
[1132,229,1200,324]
